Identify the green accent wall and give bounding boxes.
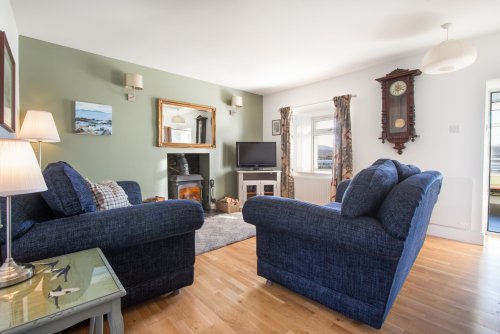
[19,37,263,199]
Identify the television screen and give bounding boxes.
[236,142,277,168]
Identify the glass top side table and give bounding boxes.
[0,248,126,334]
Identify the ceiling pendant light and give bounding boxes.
[421,23,477,74]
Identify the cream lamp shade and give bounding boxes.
[229,96,243,115]
[0,139,47,196]
[421,23,477,74]
[18,110,60,142]
[125,73,143,90]
[231,96,243,108]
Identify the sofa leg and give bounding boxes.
[171,289,181,296]
[265,279,273,287]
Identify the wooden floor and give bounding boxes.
[64,236,500,334]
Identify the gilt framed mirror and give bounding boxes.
[157,98,216,148]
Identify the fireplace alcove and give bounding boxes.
[167,153,211,210]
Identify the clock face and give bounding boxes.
[389,80,407,96]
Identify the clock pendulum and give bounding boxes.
[394,98,405,129]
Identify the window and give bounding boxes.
[312,116,334,171]
[293,110,334,173]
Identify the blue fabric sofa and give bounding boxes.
[242,159,442,329]
[1,162,204,307]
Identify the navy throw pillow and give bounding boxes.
[373,159,420,182]
[341,160,398,218]
[41,162,96,217]
[0,219,36,244]
[378,172,440,240]
[391,160,421,182]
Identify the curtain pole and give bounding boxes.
[286,94,357,110]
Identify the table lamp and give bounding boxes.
[18,110,60,167]
[0,139,47,288]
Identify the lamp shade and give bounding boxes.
[421,39,477,74]
[125,73,143,90]
[231,96,243,108]
[171,115,186,124]
[0,139,47,196]
[18,110,60,142]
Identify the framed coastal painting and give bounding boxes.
[75,101,112,135]
[0,31,15,133]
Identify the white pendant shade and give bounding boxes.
[18,110,60,142]
[421,23,477,75]
[0,139,47,196]
[422,39,477,74]
[171,115,186,124]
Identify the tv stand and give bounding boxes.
[237,170,281,208]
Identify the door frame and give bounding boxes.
[483,79,500,235]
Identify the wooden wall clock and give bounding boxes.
[376,68,421,154]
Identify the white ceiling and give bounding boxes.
[11,0,500,95]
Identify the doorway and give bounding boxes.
[488,91,500,232]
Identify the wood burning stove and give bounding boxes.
[168,174,204,203]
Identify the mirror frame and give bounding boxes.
[157,98,216,148]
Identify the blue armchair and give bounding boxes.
[1,163,204,307]
[242,159,442,329]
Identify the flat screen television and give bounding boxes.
[236,142,277,169]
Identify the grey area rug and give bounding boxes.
[195,212,256,255]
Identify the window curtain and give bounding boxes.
[280,106,294,198]
[330,95,353,201]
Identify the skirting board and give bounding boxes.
[427,224,484,245]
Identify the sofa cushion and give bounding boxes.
[0,219,36,244]
[341,160,398,218]
[41,162,96,217]
[373,159,421,182]
[87,180,131,211]
[377,172,439,240]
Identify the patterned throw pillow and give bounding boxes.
[86,180,131,211]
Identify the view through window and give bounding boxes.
[489,91,500,233]
[312,116,334,171]
[293,110,334,173]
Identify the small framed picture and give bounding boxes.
[272,119,281,136]
[0,31,15,133]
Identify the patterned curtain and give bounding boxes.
[330,95,353,201]
[280,106,294,198]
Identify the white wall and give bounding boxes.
[263,30,500,245]
[0,0,19,138]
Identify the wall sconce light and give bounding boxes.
[124,73,143,101]
[229,96,243,115]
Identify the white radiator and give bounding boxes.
[294,174,332,205]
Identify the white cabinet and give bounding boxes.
[238,171,281,208]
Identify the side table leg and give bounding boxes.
[108,299,125,334]
[96,315,104,334]
[89,317,95,334]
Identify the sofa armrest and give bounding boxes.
[335,179,351,203]
[117,181,142,205]
[11,200,204,261]
[242,196,403,258]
